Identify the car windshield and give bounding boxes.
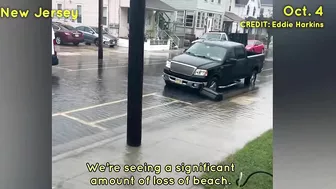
[61,24,75,30]
[55,24,70,31]
[185,43,227,61]
[247,40,256,45]
[200,33,222,40]
[92,27,108,34]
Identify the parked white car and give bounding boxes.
[192,32,229,44]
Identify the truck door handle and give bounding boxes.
[222,64,233,67]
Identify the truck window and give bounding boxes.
[220,34,227,41]
[226,50,235,59]
[185,43,227,61]
[235,47,246,59]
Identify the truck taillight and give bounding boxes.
[53,39,56,45]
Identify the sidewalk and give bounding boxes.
[57,45,184,55]
[52,82,272,189]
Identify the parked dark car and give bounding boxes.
[52,27,58,66]
[163,41,265,91]
[75,26,118,47]
[52,22,84,46]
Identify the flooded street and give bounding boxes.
[52,45,273,188]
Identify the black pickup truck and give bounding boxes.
[163,40,265,91]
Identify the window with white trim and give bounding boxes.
[103,7,108,25]
[201,12,206,27]
[57,3,62,10]
[196,12,201,28]
[196,12,206,28]
[54,4,62,19]
[185,11,194,27]
[176,11,184,25]
[76,5,82,23]
[213,14,219,30]
[218,14,222,29]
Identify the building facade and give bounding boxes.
[260,0,273,18]
[224,0,272,34]
[159,0,228,38]
[52,0,121,36]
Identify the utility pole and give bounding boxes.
[98,0,103,61]
[127,0,146,147]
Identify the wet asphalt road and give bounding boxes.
[52,45,273,156]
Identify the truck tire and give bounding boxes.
[207,77,219,91]
[94,39,99,46]
[244,70,258,87]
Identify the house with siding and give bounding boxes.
[53,0,247,49]
[117,0,230,47]
[260,0,273,18]
[224,0,272,34]
[160,0,228,39]
[52,0,110,28]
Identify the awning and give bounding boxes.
[245,16,258,21]
[146,0,176,12]
[120,0,176,12]
[224,12,244,22]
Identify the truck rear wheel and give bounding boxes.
[244,70,257,87]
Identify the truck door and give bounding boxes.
[220,49,236,85]
[233,47,248,78]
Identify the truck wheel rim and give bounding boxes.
[250,74,256,85]
[210,81,217,90]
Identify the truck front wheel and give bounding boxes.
[207,77,219,91]
[244,70,257,87]
[165,80,174,87]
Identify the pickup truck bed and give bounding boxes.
[247,51,265,73]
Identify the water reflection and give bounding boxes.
[52,75,60,87]
[95,64,107,104]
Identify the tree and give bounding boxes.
[257,9,273,49]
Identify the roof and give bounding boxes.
[236,0,273,5]
[224,12,244,22]
[245,16,258,21]
[119,0,175,12]
[261,0,273,4]
[202,40,244,48]
[146,0,176,12]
